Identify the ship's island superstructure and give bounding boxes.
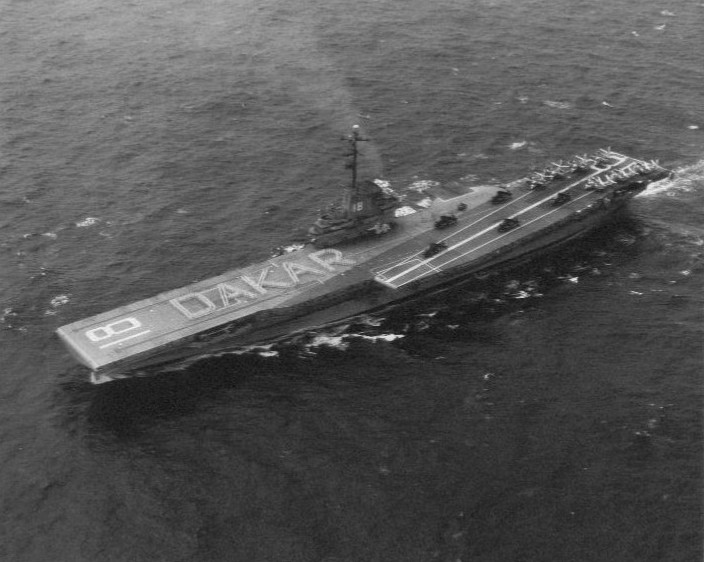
[57,126,672,382]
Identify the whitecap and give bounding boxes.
[279,244,305,254]
[356,333,404,342]
[394,206,417,217]
[408,180,440,192]
[50,294,70,308]
[512,291,531,299]
[509,141,527,150]
[1,308,17,324]
[307,335,349,350]
[76,217,100,228]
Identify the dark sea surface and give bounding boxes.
[1,0,702,560]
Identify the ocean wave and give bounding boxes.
[543,100,573,110]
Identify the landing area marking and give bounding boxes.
[376,158,627,288]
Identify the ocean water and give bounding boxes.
[1,0,702,560]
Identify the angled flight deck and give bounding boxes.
[371,154,639,289]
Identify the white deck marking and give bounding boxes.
[374,192,534,278]
[98,330,152,349]
[379,156,627,287]
[393,191,596,286]
[431,191,534,244]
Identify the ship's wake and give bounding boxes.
[639,158,704,198]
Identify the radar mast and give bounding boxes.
[342,124,368,218]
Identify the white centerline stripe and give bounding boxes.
[432,190,533,243]
[99,330,152,349]
[396,190,598,286]
[382,158,626,285]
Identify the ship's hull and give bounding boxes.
[56,150,672,383]
[89,201,627,380]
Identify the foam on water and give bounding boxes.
[408,180,440,192]
[75,217,101,227]
[639,159,704,197]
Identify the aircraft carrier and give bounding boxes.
[56,127,672,382]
